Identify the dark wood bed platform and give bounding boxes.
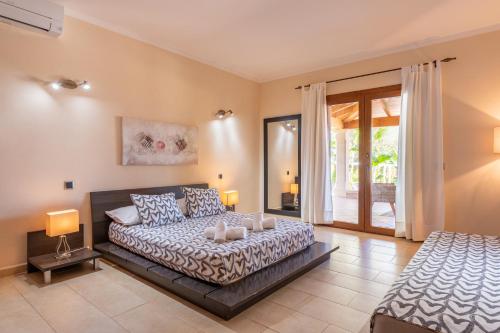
[90,183,338,320]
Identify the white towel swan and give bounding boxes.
[241,215,277,231]
[204,225,247,241]
[214,220,227,243]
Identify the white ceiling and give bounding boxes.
[54,0,500,82]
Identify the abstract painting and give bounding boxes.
[122,117,198,165]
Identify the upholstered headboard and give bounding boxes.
[89,183,209,245]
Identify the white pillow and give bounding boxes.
[105,205,141,226]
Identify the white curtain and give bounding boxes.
[301,83,334,224]
[395,62,445,240]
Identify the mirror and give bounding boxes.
[264,115,301,217]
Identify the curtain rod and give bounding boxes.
[294,57,456,90]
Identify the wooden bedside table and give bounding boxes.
[28,248,102,284]
[27,224,101,284]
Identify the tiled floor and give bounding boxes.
[0,226,421,333]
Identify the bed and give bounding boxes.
[371,231,500,333]
[90,183,337,319]
[108,211,315,285]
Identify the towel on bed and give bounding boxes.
[242,216,277,231]
[214,220,227,243]
[204,226,247,241]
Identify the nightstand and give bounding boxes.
[28,248,102,284]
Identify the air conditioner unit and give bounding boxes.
[0,0,63,37]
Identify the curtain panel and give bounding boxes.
[301,83,334,224]
[395,62,445,240]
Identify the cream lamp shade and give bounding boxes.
[495,127,500,154]
[290,183,299,194]
[46,209,79,237]
[222,190,239,206]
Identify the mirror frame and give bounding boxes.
[263,114,301,217]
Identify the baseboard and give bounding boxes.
[0,263,26,277]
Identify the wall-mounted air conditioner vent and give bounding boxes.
[0,0,63,37]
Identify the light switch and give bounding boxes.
[64,181,74,190]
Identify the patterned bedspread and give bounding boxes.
[371,231,500,333]
[109,212,315,285]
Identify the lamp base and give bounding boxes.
[226,205,235,212]
[54,235,72,260]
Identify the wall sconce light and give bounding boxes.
[215,109,233,119]
[50,79,91,91]
[494,127,500,154]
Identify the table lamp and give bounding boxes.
[46,209,80,259]
[222,190,239,211]
[290,183,299,206]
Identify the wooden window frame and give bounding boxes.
[327,84,401,236]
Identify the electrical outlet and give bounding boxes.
[218,174,223,179]
[64,181,74,190]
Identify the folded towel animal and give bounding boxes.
[241,216,277,231]
[253,218,264,232]
[227,227,248,239]
[214,220,227,244]
[262,216,277,229]
[204,226,247,240]
[241,218,254,230]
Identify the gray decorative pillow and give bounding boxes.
[182,187,226,218]
[130,193,185,227]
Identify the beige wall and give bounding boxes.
[0,17,260,269]
[260,30,500,236]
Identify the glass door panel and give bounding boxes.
[368,96,401,231]
[330,101,362,230]
[327,85,401,236]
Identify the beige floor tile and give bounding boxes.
[330,252,358,264]
[221,315,269,333]
[327,273,390,298]
[364,238,400,249]
[115,301,202,333]
[0,282,54,333]
[368,245,398,256]
[322,324,350,333]
[351,258,405,274]
[348,293,381,314]
[98,263,168,302]
[287,276,356,305]
[391,255,413,266]
[156,299,252,333]
[337,246,363,257]
[373,271,399,285]
[358,320,372,333]
[244,300,328,333]
[305,267,337,283]
[22,284,126,333]
[266,287,314,310]
[358,252,394,263]
[298,297,370,332]
[322,261,380,280]
[66,271,147,317]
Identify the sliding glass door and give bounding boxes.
[328,85,401,235]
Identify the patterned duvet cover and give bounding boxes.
[109,212,315,285]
